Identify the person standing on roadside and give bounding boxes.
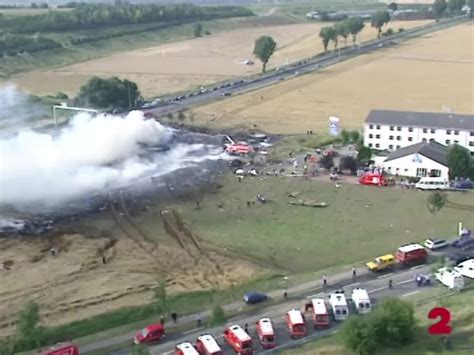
[322,275,327,287]
[352,267,356,280]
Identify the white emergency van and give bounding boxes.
[351,288,372,314]
[328,291,349,321]
[434,267,465,290]
[415,177,449,190]
[454,259,474,279]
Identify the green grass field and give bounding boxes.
[282,287,474,354]
[165,176,473,273]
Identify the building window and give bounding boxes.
[389,135,394,140]
[423,128,428,133]
[454,130,459,135]
[408,137,413,142]
[470,131,474,136]
[454,140,459,144]
[369,134,373,138]
[375,143,380,148]
[376,134,380,139]
[396,145,401,149]
[369,124,374,129]
[368,143,373,148]
[408,127,413,132]
[390,126,394,131]
[446,140,450,144]
[429,169,441,177]
[431,129,436,133]
[422,138,427,142]
[389,145,393,150]
[376,125,381,129]
[430,138,435,142]
[446,130,451,135]
[416,168,427,177]
[397,126,402,131]
[396,136,401,141]
[470,141,474,146]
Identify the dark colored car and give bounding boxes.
[452,236,474,250]
[243,291,268,304]
[448,252,474,266]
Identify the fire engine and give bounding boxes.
[223,325,254,354]
[358,172,387,186]
[304,298,330,328]
[36,343,79,355]
[225,142,254,155]
[285,309,307,339]
[255,317,276,349]
[195,334,223,355]
[175,342,200,355]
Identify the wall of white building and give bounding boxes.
[363,123,474,154]
[382,153,449,179]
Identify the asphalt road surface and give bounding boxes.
[140,16,468,118]
[148,263,437,355]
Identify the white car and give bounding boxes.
[424,238,449,250]
[454,259,474,279]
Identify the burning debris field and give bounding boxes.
[0,97,263,334]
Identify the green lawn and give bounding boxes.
[166,176,473,273]
[281,287,474,354]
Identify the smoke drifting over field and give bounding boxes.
[0,85,48,127]
[0,108,226,213]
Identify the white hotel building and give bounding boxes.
[363,110,474,156]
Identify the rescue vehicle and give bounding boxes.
[285,309,307,339]
[36,343,79,355]
[358,172,387,187]
[350,288,372,314]
[255,317,276,349]
[304,298,330,328]
[223,324,254,354]
[225,142,254,155]
[395,243,428,266]
[328,291,349,321]
[435,267,465,290]
[195,334,223,355]
[133,323,165,344]
[175,342,200,355]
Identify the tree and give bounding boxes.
[388,2,398,11]
[177,111,186,121]
[346,17,365,44]
[427,192,446,214]
[349,130,360,143]
[448,0,466,15]
[327,26,339,48]
[319,155,334,170]
[371,11,391,38]
[469,0,474,18]
[193,22,202,37]
[357,146,372,163]
[433,0,447,20]
[340,156,358,174]
[342,316,379,355]
[253,36,277,73]
[447,144,473,179]
[340,129,351,145]
[77,76,140,109]
[384,28,394,36]
[335,21,350,46]
[319,26,332,52]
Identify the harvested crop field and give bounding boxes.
[0,206,260,334]
[191,21,473,134]
[10,20,430,98]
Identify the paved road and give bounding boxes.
[140,16,468,118]
[148,263,435,355]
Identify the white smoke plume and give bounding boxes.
[0,110,174,209]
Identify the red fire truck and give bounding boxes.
[358,172,387,187]
[304,298,330,328]
[223,325,254,354]
[225,142,254,155]
[36,343,79,355]
[255,317,276,349]
[285,309,307,339]
[195,334,223,355]
[175,342,200,355]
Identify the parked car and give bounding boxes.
[448,252,474,265]
[243,291,268,304]
[37,343,79,355]
[424,238,449,250]
[451,235,474,250]
[134,324,165,344]
[220,92,231,97]
[366,254,396,272]
[451,179,473,190]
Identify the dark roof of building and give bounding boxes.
[365,110,474,130]
[384,141,449,166]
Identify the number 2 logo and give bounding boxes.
[428,307,452,335]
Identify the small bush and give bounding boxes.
[210,306,226,326]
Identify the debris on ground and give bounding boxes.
[288,199,328,208]
[288,192,300,198]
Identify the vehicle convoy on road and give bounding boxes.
[134,323,165,344]
[328,291,349,321]
[175,342,200,355]
[195,334,224,355]
[424,238,449,250]
[285,309,307,339]
[366,254,397,272]
[255,318,276,349]
[368,243,428,272]
[351,288,372,314]
[454,259,474,279]
[435,267,465,290]
[304,298,330,328]
[36,342,79,355]
[223,325,254,354]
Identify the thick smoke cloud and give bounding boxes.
[0,110,175,209]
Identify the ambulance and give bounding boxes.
[175,342,200,355]
[328,291,349,321]
[350,288,372,314]
[255,317,276,349]
[223,325,254,354]
[285,309,307,339]
[195,334,223,355]
[304,298,330,328]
